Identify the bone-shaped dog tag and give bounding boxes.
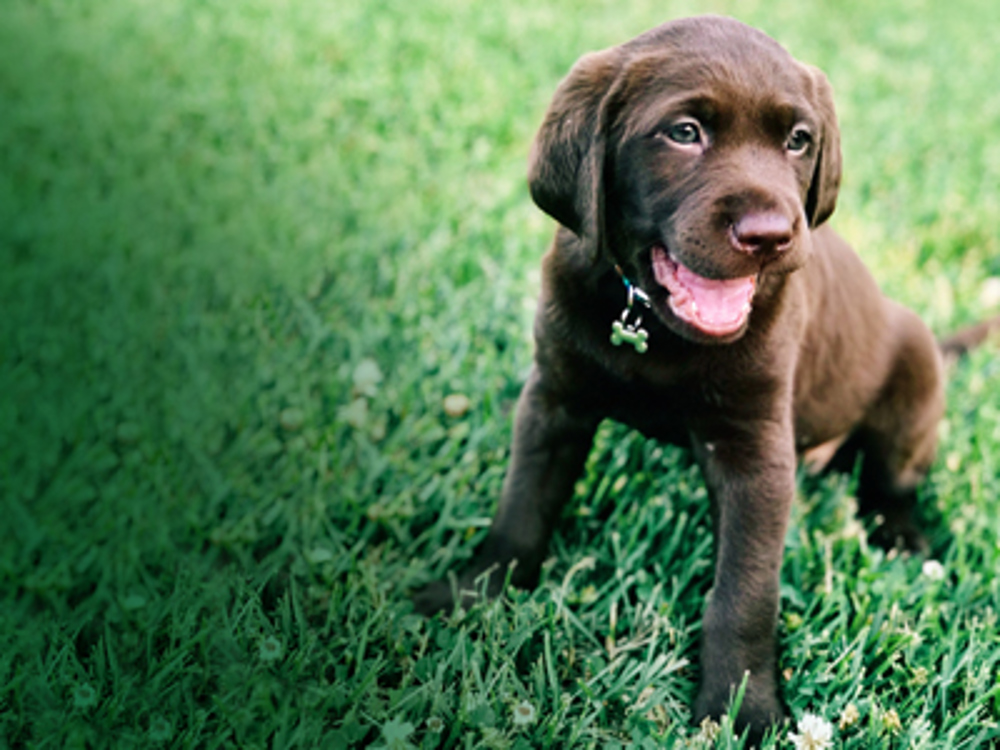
[611,319,649,353]
[610,271,651,354]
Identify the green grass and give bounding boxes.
[2,0,1000,746]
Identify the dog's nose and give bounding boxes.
[730,212,794,256]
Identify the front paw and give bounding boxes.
[411,578,461,617]
[869,510,929,554]
[694,671,785,745]
[411,561,512,617]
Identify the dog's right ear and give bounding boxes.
[527,49,623,256]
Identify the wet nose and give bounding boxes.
[730,212,794,256]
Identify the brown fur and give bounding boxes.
[414,16,998,741]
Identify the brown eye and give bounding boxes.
[787,127,813,153]
[662,120,703,146]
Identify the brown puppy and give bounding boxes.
[415,15,998,740]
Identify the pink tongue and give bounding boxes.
[651,247,755,335]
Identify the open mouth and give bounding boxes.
[651,245,756,337]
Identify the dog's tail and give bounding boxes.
[939,315,1000,362]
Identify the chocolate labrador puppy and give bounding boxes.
[415,15,999,740]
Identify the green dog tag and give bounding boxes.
[611,319,649,354]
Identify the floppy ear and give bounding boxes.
[527,49,623,256]
[803,65,842,228]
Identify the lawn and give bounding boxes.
[2,0,999,747]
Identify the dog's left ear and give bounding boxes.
[527,48,623,259]
[802,65,842,228]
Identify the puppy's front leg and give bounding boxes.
[414,365,598,615]
[690,417,796,740]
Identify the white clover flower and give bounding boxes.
[838,703,860,730]
[696,716,721,742]
[259,635,284,662]
[150,715,173,742]
[443,393,471,418]
[72,682,98,710]
[882,708,902,735]
[339,398,369,428]
[922,560,945,581]
[426,716,444,733]
[512,699,536,726]
[789,712,834,750]
[279,407,304,432]
[980,276,1000,309]
[352,358,383,398]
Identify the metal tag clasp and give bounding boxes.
[610,270,651,354]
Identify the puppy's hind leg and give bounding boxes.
[848,307,945,553]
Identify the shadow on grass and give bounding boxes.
[0,4,366,744]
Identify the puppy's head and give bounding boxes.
[528,16,841,344]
